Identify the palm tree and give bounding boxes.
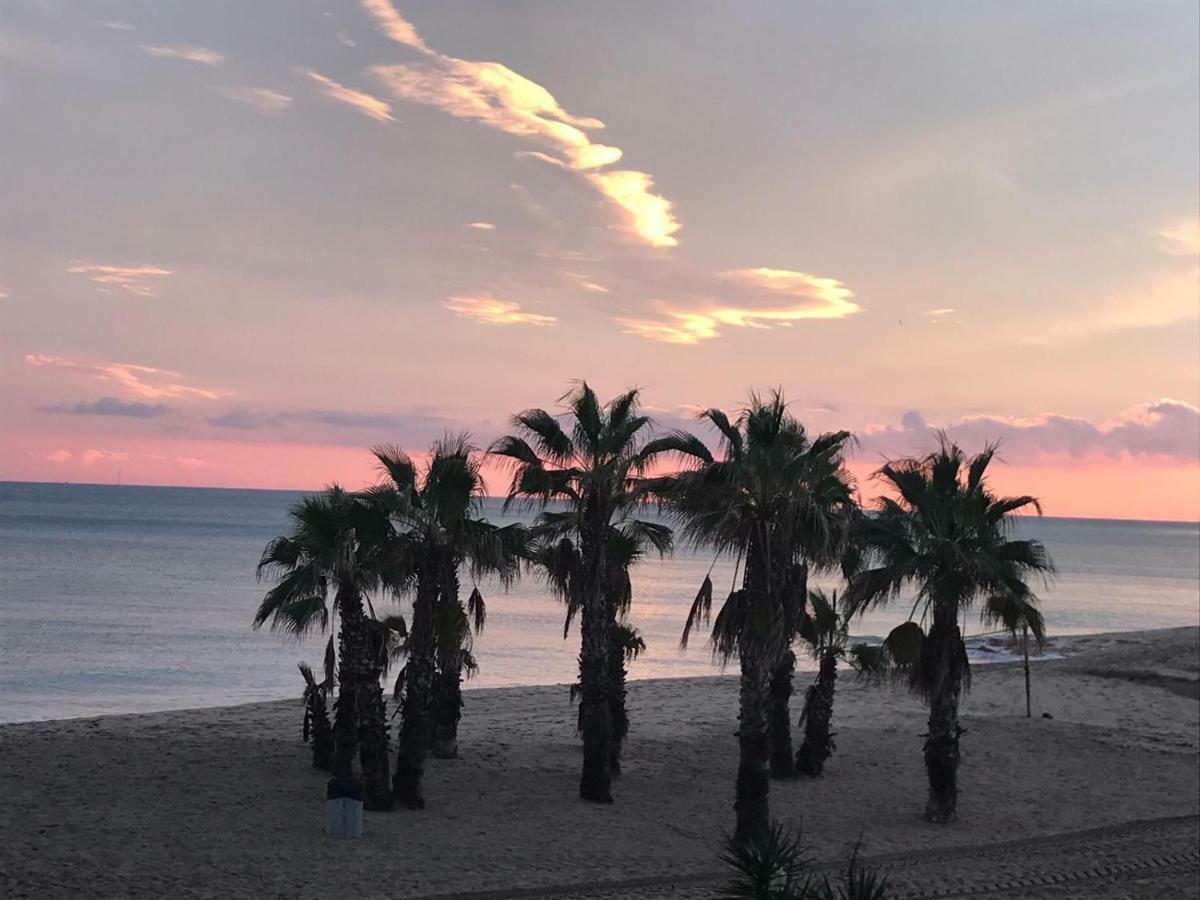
[492,382,667,803]
[370,436,522,808]
[531,519,667,776]
[254,486,394,809]
[644,391,856,840]
[843,438,1053,822]
[793,588,851,777]
[298,638,336,771]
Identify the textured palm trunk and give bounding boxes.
[309,694,335,772]
[795,649,837,777]
[607,626,629,777]
[734,538,772,843]
[578,591,613,802]
[330,588,364,797]
[432,644,462,760]
[394,575,437,809]
[924,606,964,823]
[734,651,772,843]
[357,671,393,810]
[767,649,796,778]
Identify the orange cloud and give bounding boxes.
[1157,216,1200,256]
[363,2,678,247]
[24,354,222,401]
[300,69,394,123]
[618,268,860,344]
[67,262,171,298]
[219,86,292,115]
[444,295,556,326]
[140,45,224,66]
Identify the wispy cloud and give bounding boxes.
[25,355,221,401]
[858,399,1200,464]
[924,307,957,319]
[38,396,172,418]
[300,68,394,123]
[80,448,130,466]
[46,450,72,463]
[363,1,679,247]
[445,294,557,327]
[98,21,136,32]
[67,261,171,298]
[619,268,860,344]
[1157,216,1200,257]
[219,86,293,115]
[140,44,224,66]
[467,221,496,230]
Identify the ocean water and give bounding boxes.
[0,481,1197,723]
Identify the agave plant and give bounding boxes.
[717,823,891,900]
[843,439,1053,822]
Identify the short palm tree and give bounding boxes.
[644,391,856,841]
[371,436,522,808]
[793,588,850,777]
[843,439,1053,822]
[298,647,335,772]
[492,382,667,803]
[254,486,394,809]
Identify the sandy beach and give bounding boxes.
[1,627,1196,899]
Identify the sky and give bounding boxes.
[1,0,1197,520]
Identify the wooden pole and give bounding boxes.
[1022,625,1031,719]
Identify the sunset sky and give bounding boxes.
[1,1,1197,520]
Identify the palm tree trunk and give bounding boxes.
[924,606,964,823]
[607,626,629,777]
[310,694,335,772]
[578,591,613,803]
[394,577,437,809]
[432,643,462,759]
[768,649,796,778]
[734,650,771,843]
[357,671,393,810]
[330,590,364,799]
[795,649,837,777]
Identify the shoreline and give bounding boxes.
[2,625,1190,728]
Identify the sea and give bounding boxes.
[1,481,1197,724]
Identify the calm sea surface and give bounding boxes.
[1,481,1197,723]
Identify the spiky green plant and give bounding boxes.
[643,390,856,840]
[492,382,670,803]
[794,589,851,777]
[843,438,1053,822]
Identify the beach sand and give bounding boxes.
[1,627,1196,899]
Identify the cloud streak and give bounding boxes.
[619,268,861,344]
[445,294,557,326]
[363,1,679,247]
[38,396,172,418]
[25,355,221,401]
[68,261,171,298]
[300,69,394,123]
[219,86,293,115]
[140,45,224,66]
[858,399,1200,464]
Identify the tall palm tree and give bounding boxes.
[644,391,856,841]
[530,519,668,776]
[371,436,522,809]
[843,438,1053,822]
[254,486,394,809]
[492,382,667,803]
[793,588,851,778]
